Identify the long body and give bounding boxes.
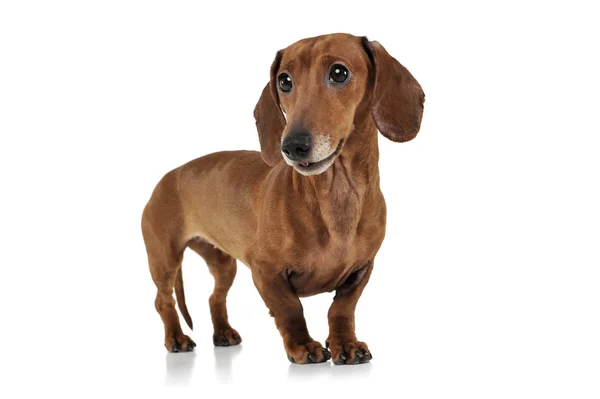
[149,118,385,296]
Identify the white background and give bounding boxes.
[1,0,599,397]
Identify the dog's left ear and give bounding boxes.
[254,51,286,166]
[361,37,425,142]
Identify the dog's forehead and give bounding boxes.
[280,34,366,71]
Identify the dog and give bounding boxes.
[141,33,424,365]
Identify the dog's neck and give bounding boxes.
[291,115,381,234]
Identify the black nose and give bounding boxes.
[281,132,312,161]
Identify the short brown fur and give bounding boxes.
[142,33,424,364]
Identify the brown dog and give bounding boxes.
[141,33,424,365]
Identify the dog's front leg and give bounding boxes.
[326,261,374,365]
[252,265,331,364]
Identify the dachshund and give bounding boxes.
[141,33,424,365]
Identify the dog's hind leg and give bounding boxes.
[145,241,196,352]
[188,239,242,346]
[142,171,196,352]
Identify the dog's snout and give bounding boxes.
[281,132,312,161]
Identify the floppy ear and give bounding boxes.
[361,37,425,142]
[253,51,286,166]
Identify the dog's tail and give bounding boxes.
[175,267,193,330]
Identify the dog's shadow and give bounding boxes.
[287,361,372,381]
[164,345,243,385]
[165,345,370,383]
[164,351,197,386]
[213,345,243,383]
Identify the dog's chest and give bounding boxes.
[285,229,382,297]
[253,186,387,296]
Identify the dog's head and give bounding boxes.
[254,33,425,175]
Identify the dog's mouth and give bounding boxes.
[295,139,344,175]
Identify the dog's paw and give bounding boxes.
[213,327,242,346]
[286,340,331,364]
[326,338,371,365]
[165,334,196,352]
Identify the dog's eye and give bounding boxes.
[329,64,349,84]
[278,73,293,93]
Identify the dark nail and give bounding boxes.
[359,351,370,363]
[356,350,364,358]
[323,349,332,361]
[288,355,296,363]
[308,354,316,363]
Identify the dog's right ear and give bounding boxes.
[254,51,286,167]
